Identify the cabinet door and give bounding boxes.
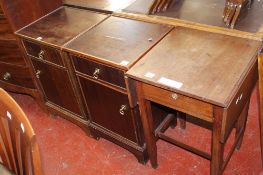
[31,59,82,117]
[79,76,137,142]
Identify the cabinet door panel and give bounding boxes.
[79,76,137,142]
[31,59,82,116]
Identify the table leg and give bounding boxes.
[136,82,158,168]
[178,112,186,129]
[211,106,224,175]
[235,100,250,150]
[258,51,263,166]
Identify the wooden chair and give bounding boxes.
[0,88,43,175]
[149,0,175,14]
[223,0,252,28]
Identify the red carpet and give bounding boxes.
[12,87,263,175]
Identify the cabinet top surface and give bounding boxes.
[65,16,172,69]
[126,27,261,107]
[16,7,108,46]
[63,0,135,12]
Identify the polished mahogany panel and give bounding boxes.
[17,7,108,46]
[0,0,62,30]
[31,58,82,117]
[79,76,137,142]
[65,16,172,69]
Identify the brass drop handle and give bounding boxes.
[235,93,243,105]
[3,72,11,81]
[38,50,44,60]
[36,70,41,79]
[93,68,100,79]
[171,93,178,100]
[119,105,128,116]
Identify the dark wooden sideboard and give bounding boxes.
[16,7,174,162]
[0,0,62,98]
[16,7,109,133]
[0,4,35,95]
[64,16,172,162]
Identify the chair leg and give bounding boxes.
[230,5,242,28]
[178,112,186,129]
[211,106,224,175]
[258,52,263,166]
[235,100,250,150]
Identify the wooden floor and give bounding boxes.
[11,87,263,175]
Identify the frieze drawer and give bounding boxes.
[0,62,34,88]
[23,40,64,66]
[72,55,126,89]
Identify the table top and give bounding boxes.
[63,0,135,12]
[16,7,108,46]
[65,16,172,70]
[126,27,262,107]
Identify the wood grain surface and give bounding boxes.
[65,16,172,70]
[17,7,108,47]
[127,27,261,107]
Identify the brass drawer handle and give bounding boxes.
[3,72,11,81]
[93,68,100,79]
[235,93,243,105]
[36,70,41,79]
[119,105,128,116]
[38,50,44,60]
[171,93,178,100]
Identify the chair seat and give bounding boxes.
[0,163,15,175]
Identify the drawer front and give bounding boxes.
[142,83,213,121]
[23,40,63,66]
[72,55,126,89]
[221,60,258,142]
[79,76,137,142]
[0,62,34,88]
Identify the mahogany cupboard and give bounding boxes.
[0,4,35,95]
[16,6,174,162]
[0,0,62,97]
[17,7,109,130]
[64,16,172,161]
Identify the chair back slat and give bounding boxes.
[25,146,33,175]
[14,130,23,175]
[0,88,43,175]
[0,117,18,174]
[0,130,11,168]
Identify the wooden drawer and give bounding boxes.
[23,40,64,66]
[141,83,213,122]
[221,59,258,142]
[78,76,137,142]
[72,55,126,89]
[0,62,34,88]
